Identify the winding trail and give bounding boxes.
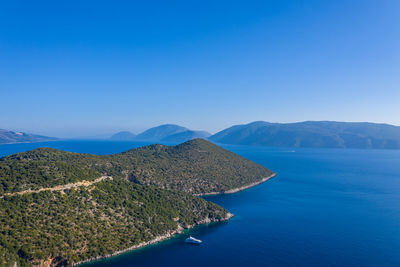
[1,176,112,198]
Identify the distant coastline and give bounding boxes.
[0,129,58,145]
[0,139,60,146]
[195,173,277,196]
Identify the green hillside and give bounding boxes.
[0,179,229,266]
[0,139,274,195]
[0,139,274,266]
[114,139,274,194]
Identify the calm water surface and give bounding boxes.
[1,141,399,266]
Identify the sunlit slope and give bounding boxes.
[0,179,229,266]
[0,139,274,195]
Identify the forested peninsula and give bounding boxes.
[0,139,274,266]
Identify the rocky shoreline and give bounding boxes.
[73,212,233,267]
[71,172,276,266]
[195,173,276,196]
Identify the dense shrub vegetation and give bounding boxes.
[0,139,273,266]
[0,139,274,195]
[0,179,228,266]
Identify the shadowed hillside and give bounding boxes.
[210,121,400,149]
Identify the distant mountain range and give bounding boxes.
[209,121,400,149]
[4,121,400,149]
[111,124,211,143]
[0,129,57,144]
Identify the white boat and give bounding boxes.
[185,236,202,244]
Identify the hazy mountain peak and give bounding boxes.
[161,130,211,143]
[110,131,136,141]
[135,124,189,141]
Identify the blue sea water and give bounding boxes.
[1,141,400,266]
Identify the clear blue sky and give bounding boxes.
[1,0,399,137]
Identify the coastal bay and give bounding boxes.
[83,143,400,267]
